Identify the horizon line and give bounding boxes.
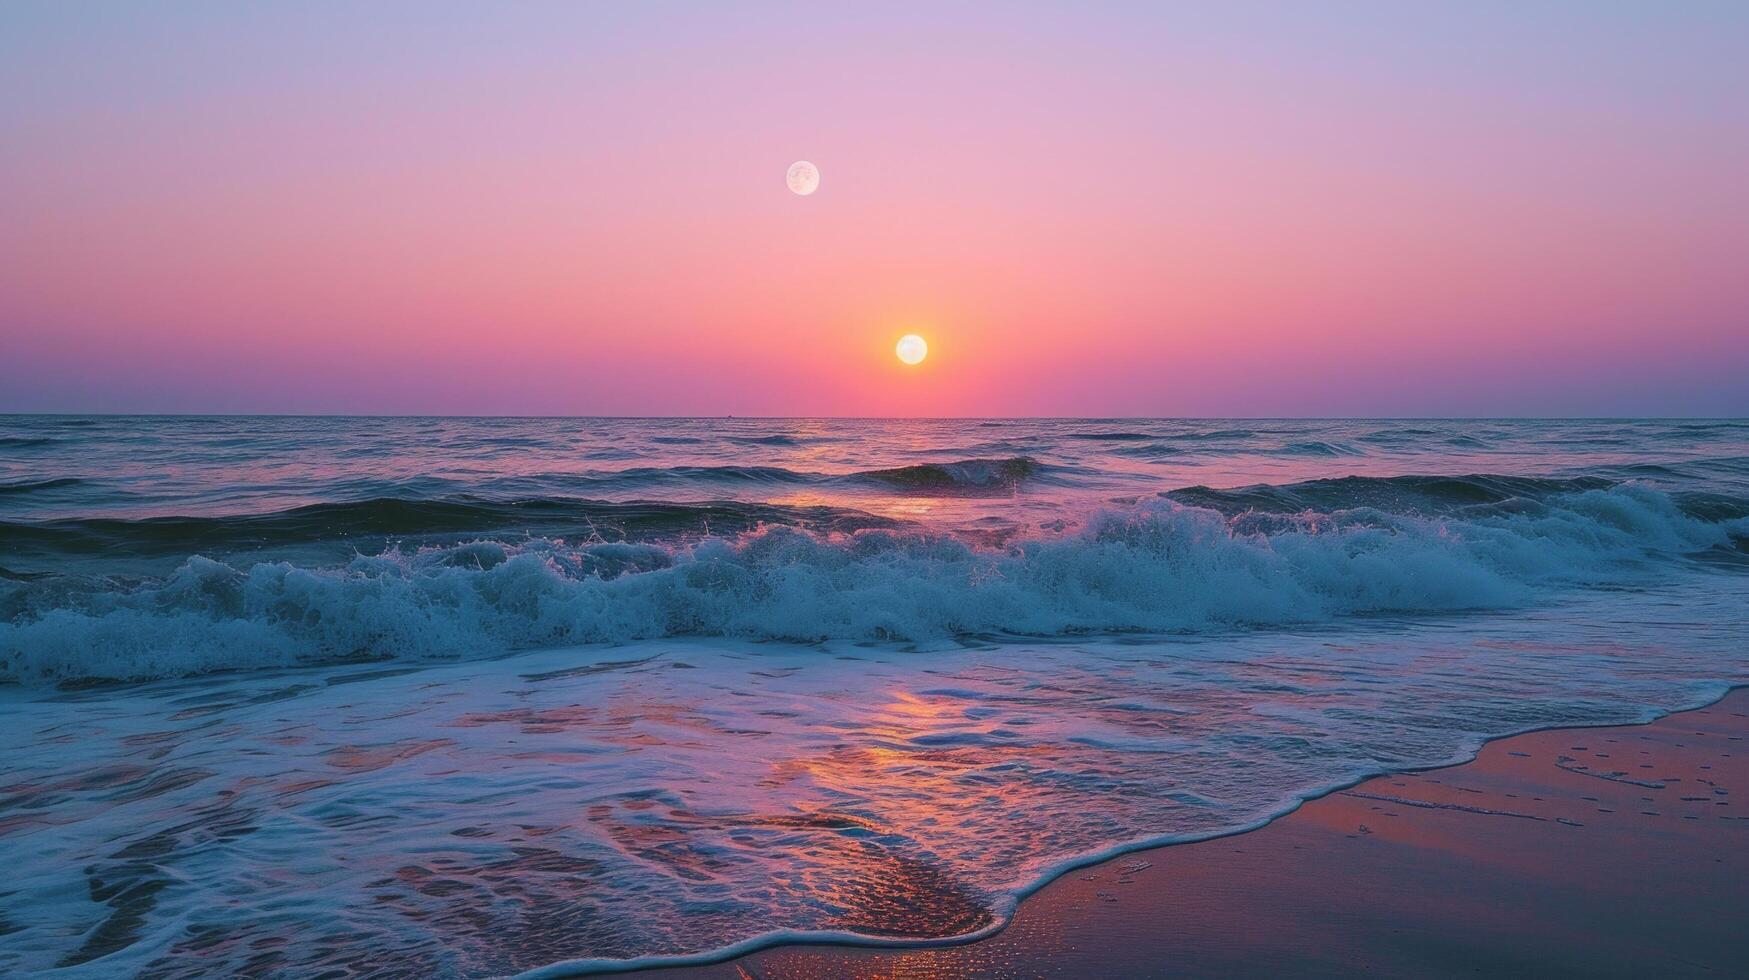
[3,412,1745,422]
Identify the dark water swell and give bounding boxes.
[2,473,1743,685]
[0,496,897,565]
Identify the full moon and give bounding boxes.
[786,160,819,196]
[895,334,928,365]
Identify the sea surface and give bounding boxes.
[1,416,1746,977]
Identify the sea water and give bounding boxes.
[1,417,1745,976]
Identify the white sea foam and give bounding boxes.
[0,590,1743,977]
[2,485,1737,683]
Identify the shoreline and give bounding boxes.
[535,684,1749,979]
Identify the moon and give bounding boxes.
[786,160,819,196]
[895,334,928,365]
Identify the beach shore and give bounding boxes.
[649,687,1748,978]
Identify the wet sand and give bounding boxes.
[649,688,1748,978]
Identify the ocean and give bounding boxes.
[1,416,1745,976]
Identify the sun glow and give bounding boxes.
[895,334,928,365]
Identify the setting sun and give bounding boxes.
[896,334,928,365]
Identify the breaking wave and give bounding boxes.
[3,478,1742,685]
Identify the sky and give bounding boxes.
[2,1,1746,417]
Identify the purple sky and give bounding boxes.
[2,2,1746,415]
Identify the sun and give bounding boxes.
[895,334,928,365]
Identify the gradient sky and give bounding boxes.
[2,2,1746,416]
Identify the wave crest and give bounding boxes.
[853,457,1044,492]
[0,477,85,495]
[1163,474,1617,516]
[3,482,1738,685]
[0,497,897,562]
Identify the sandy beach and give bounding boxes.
[651,687,1749,978]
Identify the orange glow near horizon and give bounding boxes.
[1,4,1745,415]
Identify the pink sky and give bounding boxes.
[2,3,1746,416]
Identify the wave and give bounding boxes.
[1568,458,1749,488]
[729,434,809,446]
[1166,428,1255,442]
[1696,455,1749,475]
[0,477,84,496]
[1110,442,1187,459]
[1270,440,1367,457]
[851,457,1047,492]
[0,497,898,562]
[565,465,817,487]
[3,480,1741,685]
[1576,462,1697,485]
[1671,491,1749,524]
[311,458,1060,501]
[473,460,1062,496]
[1669,421,1749,435]
[1162,473,1619,517]
[1356,427,1439,442]
[0,436,57,449]
[1064,431,1156,441]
